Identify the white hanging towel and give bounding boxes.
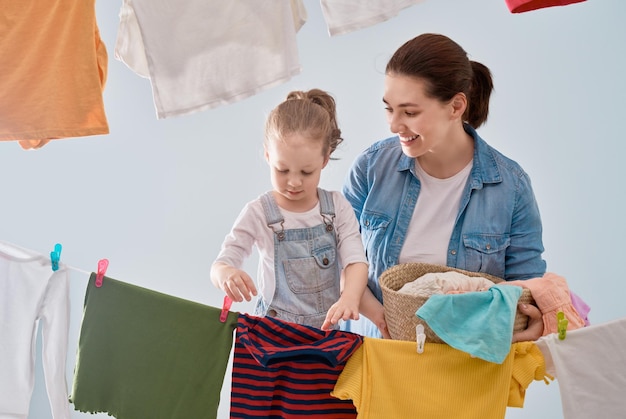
[535,316,626,419]
[0,241,70,419]
[320,0,423,36]
[115,0,305,119]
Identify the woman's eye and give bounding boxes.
[405,111,416,117]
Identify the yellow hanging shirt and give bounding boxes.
[331,338,550,419]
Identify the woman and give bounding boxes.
[344,33,546,340]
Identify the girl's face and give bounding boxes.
[264,133,329,212]
[383,73,457,158]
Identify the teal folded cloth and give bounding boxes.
[416,285,523,364]
[69,273,238,419]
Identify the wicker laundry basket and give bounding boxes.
[379,263,535,343]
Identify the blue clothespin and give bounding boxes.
[557,311,568,340]
[50,243,62,271]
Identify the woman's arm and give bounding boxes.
[505,172,547,280]
[358,286,391,339]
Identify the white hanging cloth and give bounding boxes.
[536,316,626,419]
[114,0,305,119]
[319,0,424,36]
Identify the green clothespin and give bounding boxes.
[557,311,568,340]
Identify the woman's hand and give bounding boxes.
[512,303,544,342]
[359,288,391,339]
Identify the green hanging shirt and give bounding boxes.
[69,273,238,419]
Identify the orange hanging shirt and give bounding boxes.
[0,0,109,149]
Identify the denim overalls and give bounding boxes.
[254,188,340,329]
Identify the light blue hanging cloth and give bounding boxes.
[416,285,523,363]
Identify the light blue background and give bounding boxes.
[2,1,624,418]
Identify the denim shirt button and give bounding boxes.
[450,250,456,255]
[486,244,491,250]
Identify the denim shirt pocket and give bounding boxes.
[361,211,391,255]
[462,233,510,278]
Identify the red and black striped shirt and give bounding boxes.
[230,314,363,418]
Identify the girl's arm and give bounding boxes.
[321,262,367,330]
[211,200,262,302]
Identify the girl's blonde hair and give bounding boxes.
[265,89,343,158]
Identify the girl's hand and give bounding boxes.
[211,263,257,302]
[321,297,360,331]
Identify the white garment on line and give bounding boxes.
[320,0,424,36]
[115,0,304,119]
[535,316,626,419]
[0,241,70,419]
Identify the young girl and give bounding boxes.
[211,89,369,331]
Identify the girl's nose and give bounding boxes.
[288,175,302,187]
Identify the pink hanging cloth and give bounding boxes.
[505,0,586,13]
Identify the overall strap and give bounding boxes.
[317,188,335,216]
[317,188,336,231]
[260,192,285,239]
[260,191,284,225]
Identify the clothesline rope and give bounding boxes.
[1,239,96,278]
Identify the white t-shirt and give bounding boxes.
[399,160,472,265]
[215,190,367,303]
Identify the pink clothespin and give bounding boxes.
[220,295,233,322]
[95,259,109,288]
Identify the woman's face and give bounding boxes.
[383,73,455,158]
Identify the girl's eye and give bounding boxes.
[276,168,288,174]
[302,171,313,176]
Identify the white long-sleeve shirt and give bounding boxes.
[215,190,367,304]
[0,241,70,419]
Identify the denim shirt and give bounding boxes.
[343,124,546,302]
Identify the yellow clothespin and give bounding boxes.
[557,311,568,340]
